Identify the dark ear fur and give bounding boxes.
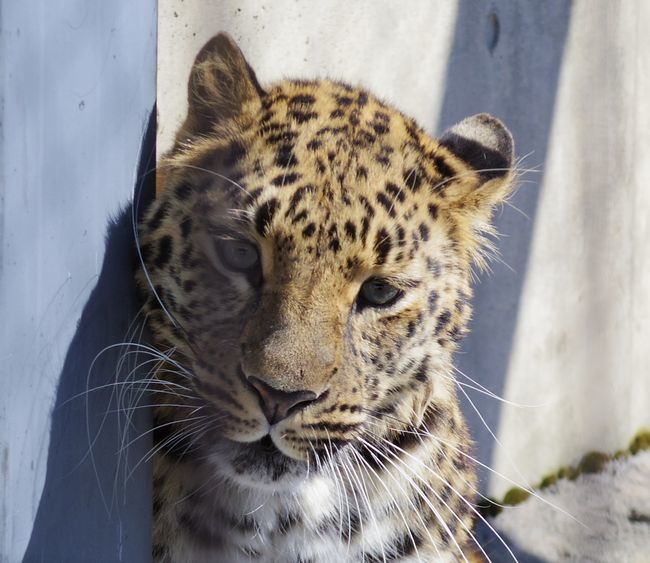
[436,113,515,216]
[184,33,265,137]
[440,113,514,182]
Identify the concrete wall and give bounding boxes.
[491,0,650,496]
[158,0,650,499]
[1,1,156,561]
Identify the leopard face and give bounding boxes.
[139,34,514,494]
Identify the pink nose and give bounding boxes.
[247,376,319,424]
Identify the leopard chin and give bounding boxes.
[210,435,312,491]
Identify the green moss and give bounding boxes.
[539,474,558,489]
[503,487,531,506]
[629,429,650,455]
[487,428,650,520]
[557,465,579,481]
[577,451,611,474]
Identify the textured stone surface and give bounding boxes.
[484,451,650,562]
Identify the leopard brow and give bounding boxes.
[381,276,422,290]
[204,224,257,243]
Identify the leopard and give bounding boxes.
[138,33,515,562]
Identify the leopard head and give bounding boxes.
[139,34,514,489]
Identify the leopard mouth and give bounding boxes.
[231,434,295,468]
[252,435,285,458]
[223,434,308,486]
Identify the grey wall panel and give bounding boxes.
[1,1,156,561]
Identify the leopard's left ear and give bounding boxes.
[439,113,515,209]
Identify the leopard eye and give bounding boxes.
[216,239,260,272]
[357,277,404,309]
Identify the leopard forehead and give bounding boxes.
[163,79,474,282]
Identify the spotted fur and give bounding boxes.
[139,33,515,562]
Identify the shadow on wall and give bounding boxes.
[437,2,573,558]
[23,110,156,563]
[438,0,573,483]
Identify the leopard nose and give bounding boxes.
[247,376,319,424]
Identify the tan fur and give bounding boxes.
[140,33,514,562]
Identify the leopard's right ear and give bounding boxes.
[183,33,265,138]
